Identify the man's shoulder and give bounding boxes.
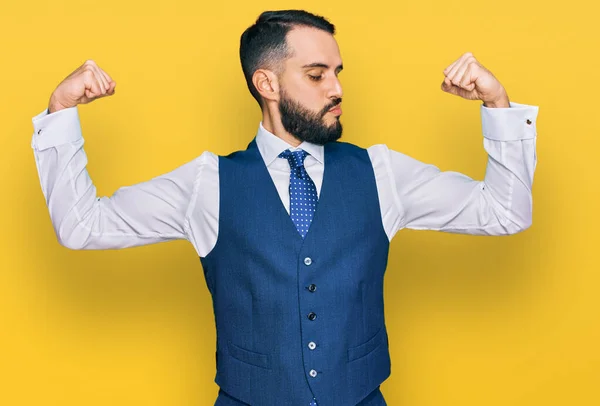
[194,150,219,163]
[328,139,366,152]
[212,141,260,165]
[329,140,391,156]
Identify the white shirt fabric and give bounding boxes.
[30,102,539,257]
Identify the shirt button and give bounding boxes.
[309,369,318,377]
[37,129,42,134]
[304,257,312,266]
[308,341,317,350]
[307,312,317,321]
[308,284,317,292]
[526,119,532,125]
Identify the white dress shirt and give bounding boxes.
[31,102,539,257]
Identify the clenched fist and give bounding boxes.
[441,52,509,108]
[48,60,116,114]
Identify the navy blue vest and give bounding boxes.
[200,138,391,405]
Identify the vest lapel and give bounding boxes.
[246,138,337,245]
[246,139,304,245]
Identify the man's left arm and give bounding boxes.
[381,52,539,237]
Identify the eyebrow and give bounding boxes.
[302,63,344,72]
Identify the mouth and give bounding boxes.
[328,104,342,115]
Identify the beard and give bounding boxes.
[278,88,343,145]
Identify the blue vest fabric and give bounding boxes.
[199,138,391,405]
[215,386,385,405]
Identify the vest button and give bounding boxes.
[308,284,317,292]
[304,257,312,266]
[308,341,317,350]
[307,312,317,321]
[309,369,318,377]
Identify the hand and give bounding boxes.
[48,59,116,114]
[441,52,509,108]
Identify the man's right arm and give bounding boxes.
[31,106,202,250]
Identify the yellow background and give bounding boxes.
[1,0,598,405]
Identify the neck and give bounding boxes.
[261,104,302,148]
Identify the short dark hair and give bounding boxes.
[239,10,336,107]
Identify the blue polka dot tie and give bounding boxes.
[278,149,318,239]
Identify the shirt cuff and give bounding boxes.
[481,101,539,141]
[31,106,83,150]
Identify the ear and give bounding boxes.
[252,69,280,103]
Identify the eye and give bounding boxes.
[308,74,323,82]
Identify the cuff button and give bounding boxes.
[526,119,532,125]
[37,129,42,134]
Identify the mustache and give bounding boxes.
[321,98,342,116]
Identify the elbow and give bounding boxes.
[488,208,532,235]
[56,232,84,250]
[512,221,532,234]
[54,223,87,250]
[52,202,98,250]
[501,192,533,235]
[519,217,533,233]
[507,215,533,235]
[512,200,534,234]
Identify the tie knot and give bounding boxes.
[278,149,309,169]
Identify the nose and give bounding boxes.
[327,75,343,100]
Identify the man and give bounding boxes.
[30,9,539,406]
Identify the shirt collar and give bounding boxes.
[255,121,324,166]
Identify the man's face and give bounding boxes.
[277,26,344,145]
